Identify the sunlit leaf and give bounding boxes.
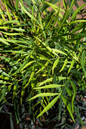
[28,93,59,101]
[37,93,61,117]
[52,58,59,74]
[34,84,63,89]
[60,58,68,72]
[81,50,86,76]
[68,60,75,73]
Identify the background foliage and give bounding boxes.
[0,0,86,128]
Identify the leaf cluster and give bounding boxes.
[0,0,86,128]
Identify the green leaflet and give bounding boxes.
[61,95,75,121]
[69,20,86,25]
[5,3,12,21]
[65,87,72,97]
[61,0,75,24]
[0,85,7,102]
[67,103,75,122]
[34,84,63,89]
[1,31,22,36]
[13,58,28,74]
[0,26,9,29]
[38,78,53,87]
[3,20,20,24]
[71,3,86,20]
[28,93,59,101]
[65,80,72,97]
[24,70,35,89]
[34,36,54,55]
[37,93,61,118]
[1,50,26,54]
[69,0,75,12]
[52,49,67,56]
[20,2,38,23]
[34,36,59,57]
[0,38,10,45]
[38,13,46,38]
[58,76,67,81]
[81,50,86,77]
[60,58,68,72]
[13,85,18,98]
[63,0,67,10]
[68,60,75,74]
[43,2,63,18]
[72,22,84,33]
[15,0,19,12]
[52,58,59,74]
[2,71,10,77]
[0,8,5,21]
[36,60,49,74]
[6,39,29,45]
[0,80,6,84]
[70,81,76,113]
[43,1,65,13]
[21,60,35,71]
[32,0,36,4]
[61,95,67,105]
[37,53,51,61]
[11,28,25,32]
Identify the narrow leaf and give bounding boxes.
[34,84,63,89]
[70,81,76,113]
[52,49,67,56]
[60,58,68,72]
[15,0,19,12]
[43,1,65,13]
[38,78,53,87]
[37,93,61,117]
[0,38,10,45]
[19,2,38,23]
[71,3,86,20]
[21,60,35,71]
[0,85,7,102]
[5,3,12,21]
[1,31,22,36]
[0,8,5,21]
[52,58,59,74]
[81,50,86,76]
[68,60,75,73]
[63,0,67,10]
[67,103,75,122]
[28,93,59,101]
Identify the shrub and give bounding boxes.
[0,0,86,128]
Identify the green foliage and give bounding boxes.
[0,0,86,128]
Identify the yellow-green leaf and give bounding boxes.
[81,50,86,76]
[67,103,75,122]
[60,58,68,72]
[20,2,38,23]
[70,81,76,113]
[71,3,86,20]
[0,38,10,45]
[21,60,35,71]
[52,49,67,56]
[38,78,53,87]
[34,84,63,89]
[52,58,59,74]
[68,60,75,73]
[28,93,59,101]
[37,93,61,117]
